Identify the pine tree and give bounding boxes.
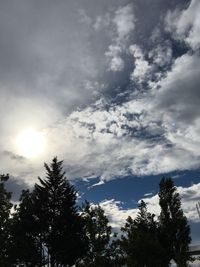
[12,157,87,267]
[159,177,191,267]
[10,189,42,266]
[0,174,13,266]
[35,157,88,266]
[109,234,126,267]
[76,201,112,267]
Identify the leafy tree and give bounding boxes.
[159,177,191,267]
[120,200,165,267]
[76,201,112,267]
[0,174,13,266]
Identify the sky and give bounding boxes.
[0,0,200,247]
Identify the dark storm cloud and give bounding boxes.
[5,175,30,202]
[0,0,187,107]
[0,1,97,101]
[155,53,200,124]
[129,0,188,42]
[2,150,25,161]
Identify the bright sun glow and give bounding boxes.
[16,128,45,158]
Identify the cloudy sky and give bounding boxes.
[1,0,200,245]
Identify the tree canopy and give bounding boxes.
[159,177,191,267]
[77,201,112,267]
[120,201,166,267]
[0,174,13,266]
[0,161,192,267]
[10,157,87,266]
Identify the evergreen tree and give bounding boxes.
[159,177,191,267]
[120,200,165,267]
[109,234,126,267]
[10,189,42,266]
[12,157,87,267]
[0,174,13,266]
[76,201,112,267]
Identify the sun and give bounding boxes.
[16,128,46,158]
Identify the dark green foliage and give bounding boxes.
[109,235,126,267]
[76,201,112,267]
[0,164,193,267]
[159,177,191,267]
[120,201,165,267]
[10,189,42,266]
[35,157,88,266]
[119,178,191,267]
[12,157,87,266]
[0,174,13,266]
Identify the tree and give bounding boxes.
[0,174,13,266]
[108,234,126,267]
[159,177,191,267]
[12,157,87,267]
[76,201,112,267]
[10,189,42,266]
[120,200,165,267]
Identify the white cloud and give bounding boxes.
[129,45,151,82]
[0,0,199,192]
[165,0,200,50]
[99,182,200,232]
[154,53,200,158]
[177,183,200,223]
[17,50,197,183]
[4,49,200,185]
[78,9,92,26]
[93,14,111,31]
[105,45,125,72]
[105,4,135,72]
[144,183,200,223]
[148,43,172,67]
[110,56,125,72]
[100,199,138,230]
[113,4,135,42]
[35,93,197,181]
[144,192,153,197]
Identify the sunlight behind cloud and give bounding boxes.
[16,128,46,158]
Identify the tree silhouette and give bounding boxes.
[120,200,166,267]
[159,177,191,267]
[0,174,13,266]
[12,157,87,266]
[0,165,194,267]
[10,189,42,266]
[109,234,126,267]
[77,201,112,267]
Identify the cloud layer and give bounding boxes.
[0,0,199,189]
[1,1,199,249]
